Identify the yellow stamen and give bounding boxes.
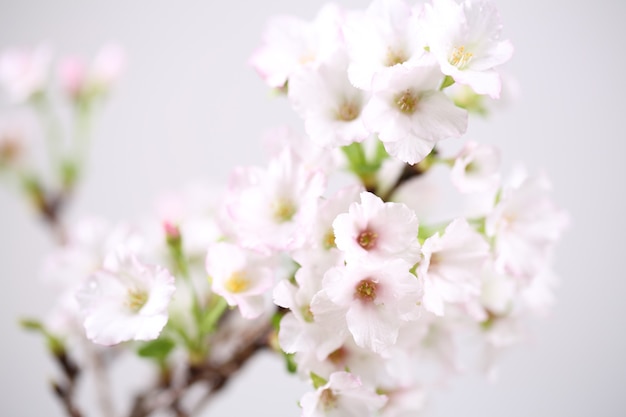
[394,90,419,114]
[273,198,296,223]
[385,48,408,67]
[336,101,360,122]
[323,229,336,249]
[127,289,148,312]
[225,271,249,293]
[449,46,473,69]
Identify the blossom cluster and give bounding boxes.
[4,1,568,416]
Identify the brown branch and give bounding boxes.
[379,148,439,202]
[51,350,84,417]
[128,315,276,417]
[52,381,83,417]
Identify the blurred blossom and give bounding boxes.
[0,44,52,102]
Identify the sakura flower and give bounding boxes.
[343,0,426,90]
[300,371,387,417]
[58,44,125,100]
[423,0,514,98]
[250,3,344,89]
[295,337,389,384]
[485,170,569,279]
[274,266,348,360]
[75,250,176,345]
[292,184,362,271]
[479,265,517,317]
[226,149,325,252]
[206,242,274,319]
[333,191,420,265]
[313,259,422,353]
[362,61,467,164]
[450,140,500,193]
[0,44,51,102]
[418,218,489,316]
[288,49,368,148]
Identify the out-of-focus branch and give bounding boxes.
[128,314,276,417]
[51,350,83,417]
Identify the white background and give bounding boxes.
[0,0,624,416]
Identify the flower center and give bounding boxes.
[354,278,377,302]
[449,45,473,69]
[0,137,21,163]
[465,161,478,173]
[327,347,348,366]
[300,305,314,323]
[429,252,441,268]
[272,198,296,223]
[357,229,378,250]
[225,271,249,293]
[394,90,419,114]
[323,229,336,249]
[336,100,360,122]
[385,47,408,67]
[127,289,148,312]
[319,388,338,411]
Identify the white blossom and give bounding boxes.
[333,191,420,265]
[300,372,387,417]
[362,61,467,164]
[76,250,176,345]
[206,242,274,319]
[423,0,514,98]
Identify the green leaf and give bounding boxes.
[341,142,367,172]
[137,338,175,361]
[440,75,455,90]
[310,372,328,389]
[285,353,297,374]
[20,318,45,332]
[19,317,65,355]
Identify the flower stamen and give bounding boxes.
[272,198,297,223]
[225,271,249,293]
[385,47,408,67]
[357,229,378,250]
[127,289,148,312]
[394,90,419,114]
[354,278,377,302]
[449,45,473,69]
[336,101,360,122]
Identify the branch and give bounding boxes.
[127,314,276,417]
[51,350,83,417]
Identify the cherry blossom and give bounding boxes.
[313,259,422,353]
[206,242,274,319]
[75,250,176,345]
[300,372,387,417]
[362,61,467,164]
[288,49,369,148]
[250,3,345,89]
[486,169,569,279]
[344,0,428,91]
[423,0,514,98]
[226,149,325,252]
[333,191,420,265]
[450,140,501,193]
[0,44,51,102]
[418,218,490,316]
